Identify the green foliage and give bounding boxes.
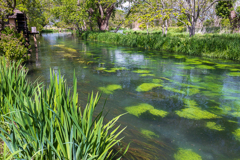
[233,128,240,141]
[0,27,29,62]
[0,59,126,159]
[216,1,233,19]
[174,148,202,160]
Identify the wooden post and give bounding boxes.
[33,34,37,48]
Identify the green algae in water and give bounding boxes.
[140,129,159,138]
[233,128,240,141]
[206,122,224,131]
[136,83,162,92]
[132,70,150,74]
[174,148,202,160]
[125,103,168,118]
[177,66,195,70]
[140,74,155,77]
[96,67,106,71]
[83,66,88,69]
[163,86,185,94]
[149,109,168,117]
[152,79,163,83]
[230,69,240,71]
[185,88,200,96]
[215,64,233,69]
[104,69,116,73]
[184,99,197,107]
[227,72,240,76]
[98,84,122,94]
[196,65,215,69]
[176,107,220,120]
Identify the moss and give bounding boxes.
[140,129,159,138]
[227,72,240,76]
[98,84,122,94]
[174,148,202,160]
[140,74,155,77]
[206,122,224,131]
[163,86,185,94]
[196,65,215,69]
[233,128,240,141]
[177,66,195,70]
[132,70,150,74]
[176,107,220,120]
[136,83,162,92]
[152,79,163,83]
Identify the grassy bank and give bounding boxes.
[0,58,127,159]
[81,31,240,60]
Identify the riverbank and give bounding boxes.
[81,31,240,60]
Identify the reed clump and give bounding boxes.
[82,32,240,60]
[0,58,127,159]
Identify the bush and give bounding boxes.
[0,58,127,159]
[0,27,29,62]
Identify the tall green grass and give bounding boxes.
[0,58,127,159]
[82,32,240,60]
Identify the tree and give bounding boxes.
[172,0,225,36]
[0,0,17,31]
[216,0,240,31]
[127,0,172,36]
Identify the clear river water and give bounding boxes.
[26,33,240,160]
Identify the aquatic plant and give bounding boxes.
[136,83,162,92]
[175,107,220,120]
[140,74,155,77]
[152,79,163,83]
[185,88,200,96]
[95,67,106,71]
[140,129,159,138]
[177,66,195,70]
[206,122,224,131]
[163,86,185,94]
[229,69,240,71]
[196,65,215,69]
[125,103,168,118]
[98,84,122,94]
[55,45,78,53]
[174,148,202,160]
[227,72,240,76]
[132,70,150,74]
[233,128,240,141]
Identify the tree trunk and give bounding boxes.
[114,22,122,33]
[164,20,168,36]
[147,23,149,35]
[188,23,196,37]
[97,6,114,31]
[162,23,165,36]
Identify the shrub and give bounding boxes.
[0,27,29,62]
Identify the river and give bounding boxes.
[26,32,240,160]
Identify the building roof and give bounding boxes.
[8,9,24,19]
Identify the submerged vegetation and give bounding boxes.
[136,83,162,92]
[174,148,202,160]
[98,84,122,94]
[0,59,126,159]
[125,103,168,118]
